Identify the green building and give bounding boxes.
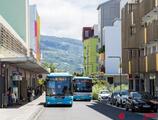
[83,37,99,76]
[0,0,28,42]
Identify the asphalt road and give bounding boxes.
[37,101,158,120]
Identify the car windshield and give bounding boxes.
[132,92,142,99]
[73,79,92,92]
[46,77,71,96]
[141,92,153,99]
[113,92,119,96]
[121,91,128,96]
[100,91,109,94]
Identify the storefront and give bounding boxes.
[0,57,48,107]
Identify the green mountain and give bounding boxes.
[40,35,83,73]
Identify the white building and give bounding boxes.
[103,20,121,74]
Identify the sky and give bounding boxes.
[29,0,103,40]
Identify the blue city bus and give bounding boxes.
[73,77,92,101]
[45,73,73,106]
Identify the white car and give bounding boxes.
[98,90,111,101]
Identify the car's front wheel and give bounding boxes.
[125,105,129,111]
[116,102,119,107]
[131,107,135,112]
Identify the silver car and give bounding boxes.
[116,90,129,107]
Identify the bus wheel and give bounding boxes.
[69,104,72,107]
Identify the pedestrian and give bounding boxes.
[27,87,32,102]
[7,87,12,106]
[31,89,35,101]
[12,92,17,104]
[36,86,40,96]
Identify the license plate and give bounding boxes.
[57,102,62,104]
[143,105,150,108]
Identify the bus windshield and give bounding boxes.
[74,79,92,92]
[46,77,71,96]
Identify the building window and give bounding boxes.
[152,45,156,53]
[132,50,137,57]
[85,30,89,38]
[144,47,147,56]
[147,47,152,55]
[128,50,132,60]
[140,48,145,57]
[128,4,133,13]
[130,26,136,35]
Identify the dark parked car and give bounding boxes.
[110,91,120,105]
[125,92,157,112]
[141,92,158,112]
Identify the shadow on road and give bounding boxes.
[38,102,72,108]
[87,101,158,120]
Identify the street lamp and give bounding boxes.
[108,56,122,91]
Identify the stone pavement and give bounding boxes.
[0,93,45,120]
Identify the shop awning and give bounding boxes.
[0,57,49,74]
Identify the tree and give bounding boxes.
[42,61,56,73]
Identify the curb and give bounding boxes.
[27,105,44,120]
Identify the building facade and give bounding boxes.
[0,0,47,107]
[104,20,121,74]
[97,0,121,73]
[29,5,41,62]
[97,0,121,47]
[82,26,99,76]
[122,0,158,96]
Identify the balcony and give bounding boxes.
[142,0,158,24]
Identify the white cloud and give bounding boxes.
[29,0,98,40]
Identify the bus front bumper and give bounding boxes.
[46,96,73,105]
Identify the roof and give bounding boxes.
[73,76,92,80]
[47,72,73,77]
[0,57,48,74]
[97,0,111,10]
[97,0,120,10]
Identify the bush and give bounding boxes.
[92,78,129,100]
[92,79,108,100]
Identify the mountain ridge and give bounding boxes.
[40,35,83,73]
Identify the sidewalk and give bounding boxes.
[0,93,45,120]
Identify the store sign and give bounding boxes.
[12,75,22,81]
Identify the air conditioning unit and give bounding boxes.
[12,75,22,81]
